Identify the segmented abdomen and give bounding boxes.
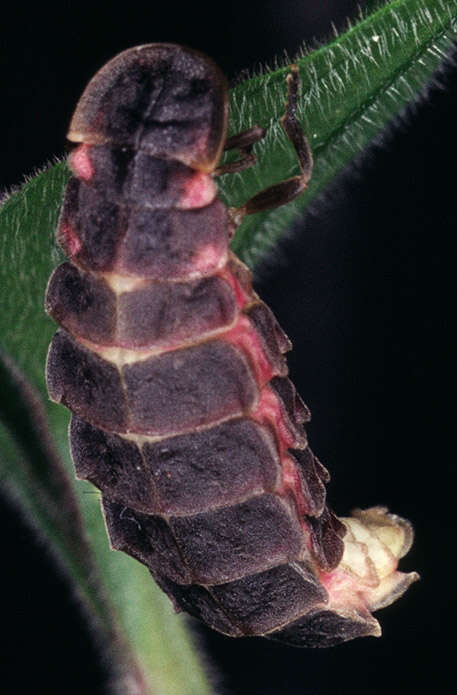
[46,44,417,647]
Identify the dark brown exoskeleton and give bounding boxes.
[46,44,418,647]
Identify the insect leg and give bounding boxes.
[214,126,266,176]
[230,65,313,225]
[224,126,266,152]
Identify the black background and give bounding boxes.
[1,2,455,693]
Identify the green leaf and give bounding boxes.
[0,355,135,688]
[224,0,457,265]
[0,1,455,692]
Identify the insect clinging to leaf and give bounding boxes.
[46,43,418,646]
